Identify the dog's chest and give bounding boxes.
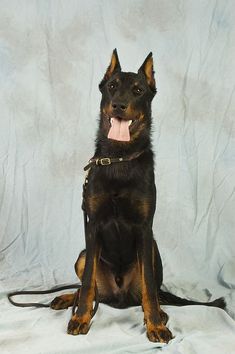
[86,188,153,225]
[85,165,155,222]
[86,189,136,220]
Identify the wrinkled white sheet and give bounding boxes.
[0,0,235,353]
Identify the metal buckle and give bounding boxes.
[100,158,111,166]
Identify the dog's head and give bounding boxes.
[99,49,156,144]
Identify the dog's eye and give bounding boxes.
[133,86,143,95]
[108,82,117,90]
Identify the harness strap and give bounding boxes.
[84,149,146,171]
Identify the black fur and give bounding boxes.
[53,50,226,343]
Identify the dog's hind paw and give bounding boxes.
[50,293,75,310]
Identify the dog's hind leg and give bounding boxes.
[74,250,127,307]
[50,250,87,310]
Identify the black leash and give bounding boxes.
[8,283,99,319]
[7,284,81,309]
[7,166,99,317]
[7,151,145,315]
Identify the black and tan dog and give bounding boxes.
[51,50,225,343]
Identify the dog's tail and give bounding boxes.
[159,289,226,309]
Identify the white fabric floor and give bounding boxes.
[0,1,235,353]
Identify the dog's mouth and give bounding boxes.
[107,117,136,142]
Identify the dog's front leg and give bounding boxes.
[138,225,173,343]
[67,221,99,335]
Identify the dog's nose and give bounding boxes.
[112,102,127,111]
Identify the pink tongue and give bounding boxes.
[108,117,130,141]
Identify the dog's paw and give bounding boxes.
[67,315,90,335]
[147,323,173,343]
[50,294,75,310]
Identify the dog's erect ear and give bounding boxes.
[99,49,121,90]
[138,52,156,94]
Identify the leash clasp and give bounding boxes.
[99,158,111,166]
